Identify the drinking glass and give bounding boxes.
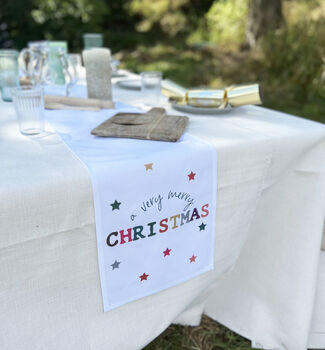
[83,33,103,50]
[11,86,45,135]
[48,41,68,85]
[0,50,19,102]
[140,71,162,106]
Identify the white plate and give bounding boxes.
[170,100,232,115]
[117,79,141,90]
[111,70,127,78]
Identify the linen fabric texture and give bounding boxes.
[0,82,324,350]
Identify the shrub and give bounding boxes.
[262,20,325,100]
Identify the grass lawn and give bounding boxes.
[144,315,259,350]
[117,43,324,349]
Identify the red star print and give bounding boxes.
[163,248,171,257]
[189,255,197,263]
[139,272,149,281]
[188,171,196,181]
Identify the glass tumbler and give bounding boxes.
[140,71,162,106]
[11,86,45,135]
[0,50,19,102]
[83,33,103,50]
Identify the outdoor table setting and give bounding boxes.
[0,42,325,350]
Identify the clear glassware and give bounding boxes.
[48,41,68,85]
[59,50,79,96]
[11,86,45,135]
[0,50,19,102]
[28,41,49,51]
[19,41,68,86]
[140,71,162,106]
[111,58,120,72]
[19,42,77,96]
[19,41,51,85]
[83,33,103,50]
[68,53,82,69]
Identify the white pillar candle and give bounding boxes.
[82,48,112,101]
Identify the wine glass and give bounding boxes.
[58,50,79,96]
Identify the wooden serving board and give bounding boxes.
[91,108,189,142]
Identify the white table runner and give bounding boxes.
[45,103,216,310]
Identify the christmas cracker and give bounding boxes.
[162,79,262,108]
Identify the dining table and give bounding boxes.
[0,70,324,350]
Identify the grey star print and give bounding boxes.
[111,260,121,270]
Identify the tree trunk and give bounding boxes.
[246,0,283,49]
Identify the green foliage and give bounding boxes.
[31,0,107,49]
[188,0,249,47]
[260,1,325,122]
[127,0,188,35]
[0,0,108,50]
[0,0,38,49]
[31,0,94,24]
[262,20,324,100]
[119,44,207,87]
[126,0,215,37]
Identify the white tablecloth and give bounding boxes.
[0,77,324,350]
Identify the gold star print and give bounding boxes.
[144,163,153,171]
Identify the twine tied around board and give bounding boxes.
[146,113,166,140]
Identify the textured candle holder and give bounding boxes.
[82,48,112,101]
